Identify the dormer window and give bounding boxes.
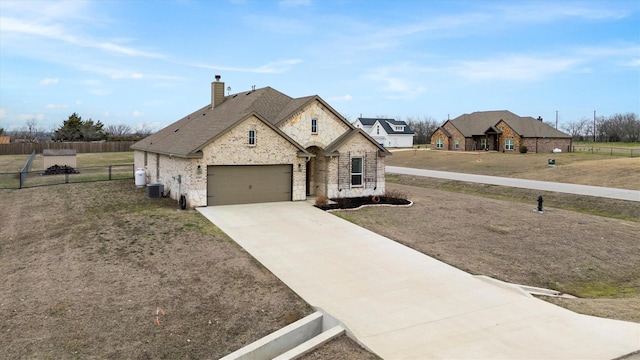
[311,118,318,134]
[248,130,256,146]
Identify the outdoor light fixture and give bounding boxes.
[197,165,202,174]
[298,163,302,172]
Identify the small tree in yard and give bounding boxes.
[519,145,528,153]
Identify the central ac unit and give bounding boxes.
[147,183,164,199]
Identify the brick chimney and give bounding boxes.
[211,75,225,108]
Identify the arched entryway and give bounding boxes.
[305,146,325,197]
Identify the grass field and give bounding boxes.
[0,152,135,189]
[1,150,637,358]
[0,152,134,172]
[387,149,640,190]
[0,181,376,359]
[572,141,640,148]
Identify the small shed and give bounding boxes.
[43,149,77,169]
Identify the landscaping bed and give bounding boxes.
[314,195,412,211]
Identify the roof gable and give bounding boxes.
[357,118,414,135]
[132,87,348,157]
[449,110,570,138]
[323,128,391,156]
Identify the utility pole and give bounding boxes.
[555,110,558,129]
[593,110,596,142]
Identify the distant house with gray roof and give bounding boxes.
[353,118,414,147]
[131,76,390,207]
[431,110,572,153]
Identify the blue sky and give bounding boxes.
[1,0,638,133]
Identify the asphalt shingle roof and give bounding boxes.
[449,110,571,138]
[131,87,347,157]
[358,118,415,135]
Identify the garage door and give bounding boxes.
[207,165,292,206]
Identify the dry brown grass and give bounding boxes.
[387,149,640,190]
[0,181,371,359]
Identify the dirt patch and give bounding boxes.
[298,335,380,360]
[334,182,640,323]
[0,181,371,359]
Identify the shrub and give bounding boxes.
[314,195,329,207]
[385,188,408,200]
[519,145,528,154]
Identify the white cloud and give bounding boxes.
[0,16,165,58]
[454,55,580,81]
[16,113,45,121]
[111,72,144,79]
[45,104,68,109]
[0,108,6,118]
[622,59,640,67]
[40,78,59,86]
[75,100,82,105]
[194,59,303,74]
[499,3,630,23]
[132,111,143,117]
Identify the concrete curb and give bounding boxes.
[220,311,345,360]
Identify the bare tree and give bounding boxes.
[14,118,44,143]
[135,122,154,139]
[105,124,133,139]
[405,116,440,145]
[598,113,639,142]
[561,118,590,140]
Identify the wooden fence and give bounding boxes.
[0,141,136,155]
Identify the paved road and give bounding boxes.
[387,166,640,202]
[198,202,640,359]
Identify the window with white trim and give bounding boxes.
[505,138,514,150]
[455,139,460,149]
[351,157,363,187]
[248,130,256,146]
[481,138,487,149]
[436,138,443,149]
[311,118,318,134]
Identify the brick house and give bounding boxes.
[131,76,390,207]
[353,118,414,147]
[431,110,572,153]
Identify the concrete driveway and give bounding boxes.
[198,202,640,359]
[387,166,640,202]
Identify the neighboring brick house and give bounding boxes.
[131,76,390,207]
[431,110,572,153]
[353,118,414,147]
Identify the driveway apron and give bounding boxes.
[198,202,640,359]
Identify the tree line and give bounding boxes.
[561,113,639,142]
[5,113,155,143]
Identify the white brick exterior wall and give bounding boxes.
[279,101,351,148]
[135,115,306,207]
[326,133,385,198]
[134,100,387,207]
